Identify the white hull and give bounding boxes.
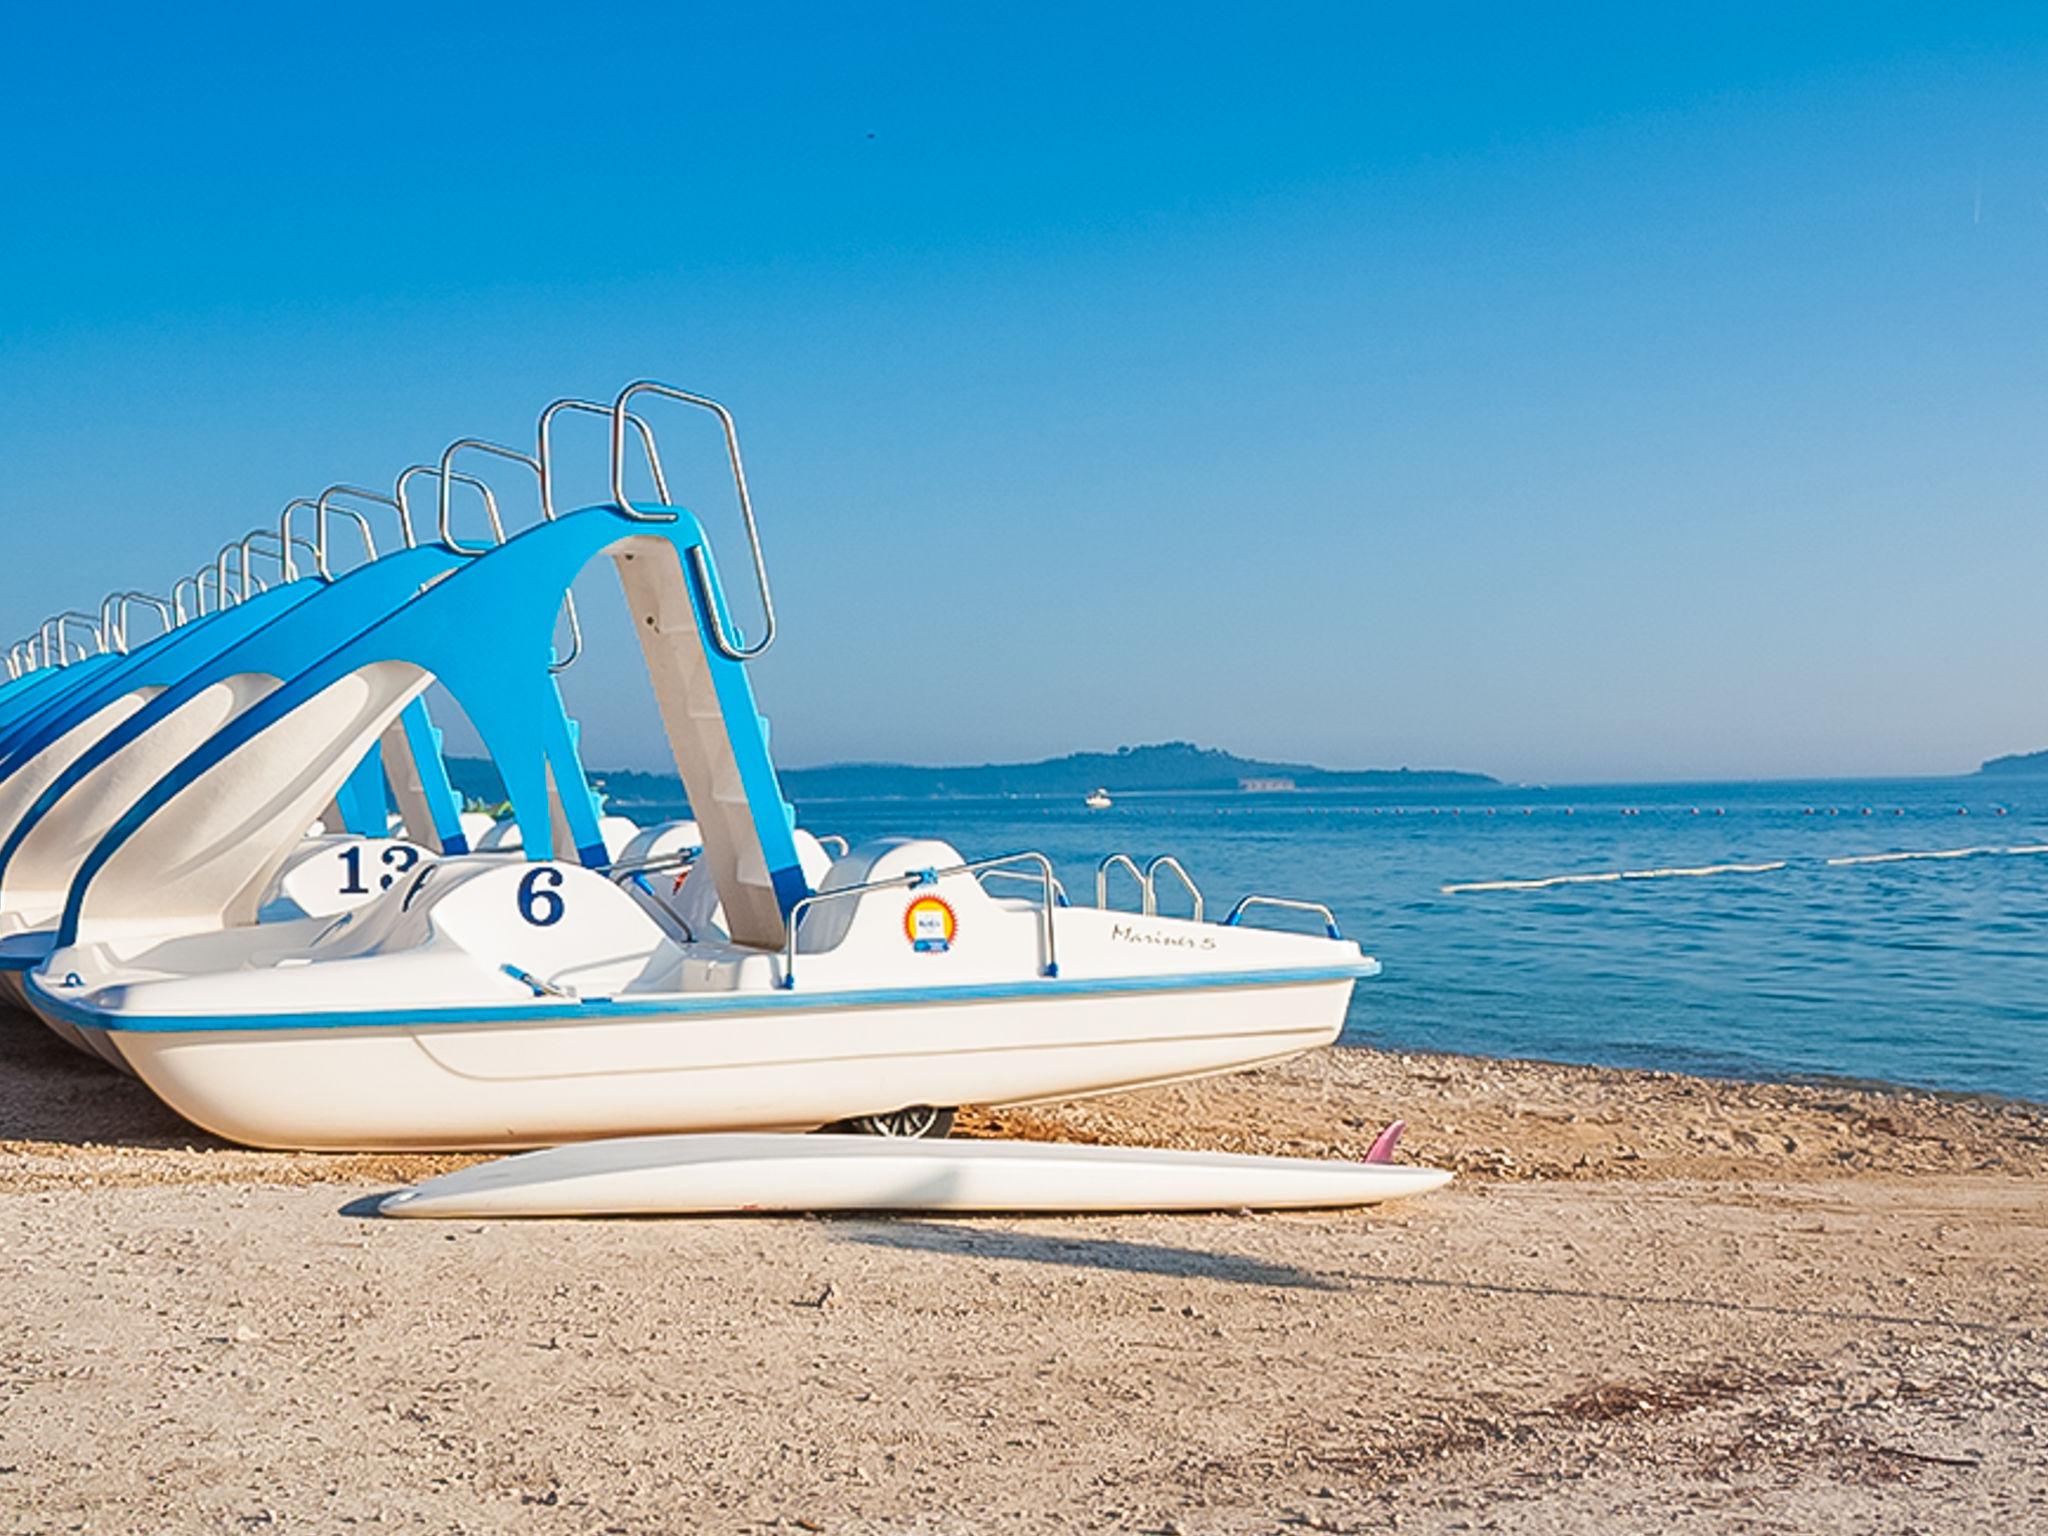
[79,978,1351,1150]
[380,1132,1453,1217]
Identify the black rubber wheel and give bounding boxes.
[837,1105,956,1140]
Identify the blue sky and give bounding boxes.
[4,4,2046,782]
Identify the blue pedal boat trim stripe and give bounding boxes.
[30,960,1381,1035]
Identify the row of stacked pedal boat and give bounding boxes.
[0,381,1382,1154]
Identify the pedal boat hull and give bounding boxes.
[31,966,1364,1150]
[31,850,1375,1151]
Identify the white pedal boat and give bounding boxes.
[30,837,1376,1150]
[379,1132,1450,1218]
[17,383,1379,1156]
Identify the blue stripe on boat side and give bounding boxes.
[29,960,1381,1035]
[0,941,54,972]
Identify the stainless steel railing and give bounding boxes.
[1096,853,1146,910]
[1144,855,1204,920]
[427,439,586,674]
[100,592,174,654]
[1221,894,1344,939]
[16,378,780,697]
[241,528,324,594]
[43,612,106,664]
[611,381,775,662]
[977,866,1069,905]
[1094,852,1204,919]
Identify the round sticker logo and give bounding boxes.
[904,895,957,953]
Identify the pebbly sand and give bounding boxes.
[0,1017,2043,1534]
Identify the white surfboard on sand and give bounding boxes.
[376,1133,1454,1219]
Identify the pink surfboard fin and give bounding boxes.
[1364,1119,1407,1164]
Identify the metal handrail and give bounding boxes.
[242,527,324,593]
[604,846,702,882]
[196,563,230,614]
[275,491,381,581]
[539,399,667,519]
[66,611,107,658]
[611,381,774,662]
[46,611,106,662]
[1221,894,1344,940]
[533,400,669,676]
[96,596,123,655]
[782,851,1060,988]
[169,576,201,625]
[435,438,540,553]
[427,439,583,673]
[213,540,258,604]
[396,465,501,552]
[542,581,584,672]
[815,834,850,858]
[978,866,1070,906]
[276,499,321,577]
[1096,853,1146,911]
[126,591,177,640]
[190,566,224,616]
[318,483,410,555]
[606,850,701,944]
[1143,855,1204,921]
[101,592,174,654]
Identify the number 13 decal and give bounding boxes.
[517,866,567,927]
[339,843,422,896]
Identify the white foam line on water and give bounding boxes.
[1442,861,1784,895]
[1825,846,1994,866]
[1441,872,1624,894]
[1448,842,2048,895]
[1620,861,1788,880]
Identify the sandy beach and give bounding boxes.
[0,1018,2042,1534]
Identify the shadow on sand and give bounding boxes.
[836,1219,1344,1290]
[0,1008,222,1148]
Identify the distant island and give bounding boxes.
[1978,749,2048,776]
[446,741,1496,808]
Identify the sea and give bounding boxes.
[624,776,2048,1103]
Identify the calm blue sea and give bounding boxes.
[628,777,2048,1102]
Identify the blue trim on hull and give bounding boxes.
[31,960,1380,1036]
[0,936,53,973]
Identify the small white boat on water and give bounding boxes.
[1084,787,1112,809]
[379,1132,1451,1218]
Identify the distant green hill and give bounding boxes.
[1979,749,2048,776]
[448,741,1496,809]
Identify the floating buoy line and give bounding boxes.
[1442,860,1787,894]
[1348,805,2012,819]
[1443,842,2048,895]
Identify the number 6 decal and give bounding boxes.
[517,866,567,927]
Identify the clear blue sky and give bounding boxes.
[4,4,2045,783]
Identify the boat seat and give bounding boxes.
[794,837,964,954]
